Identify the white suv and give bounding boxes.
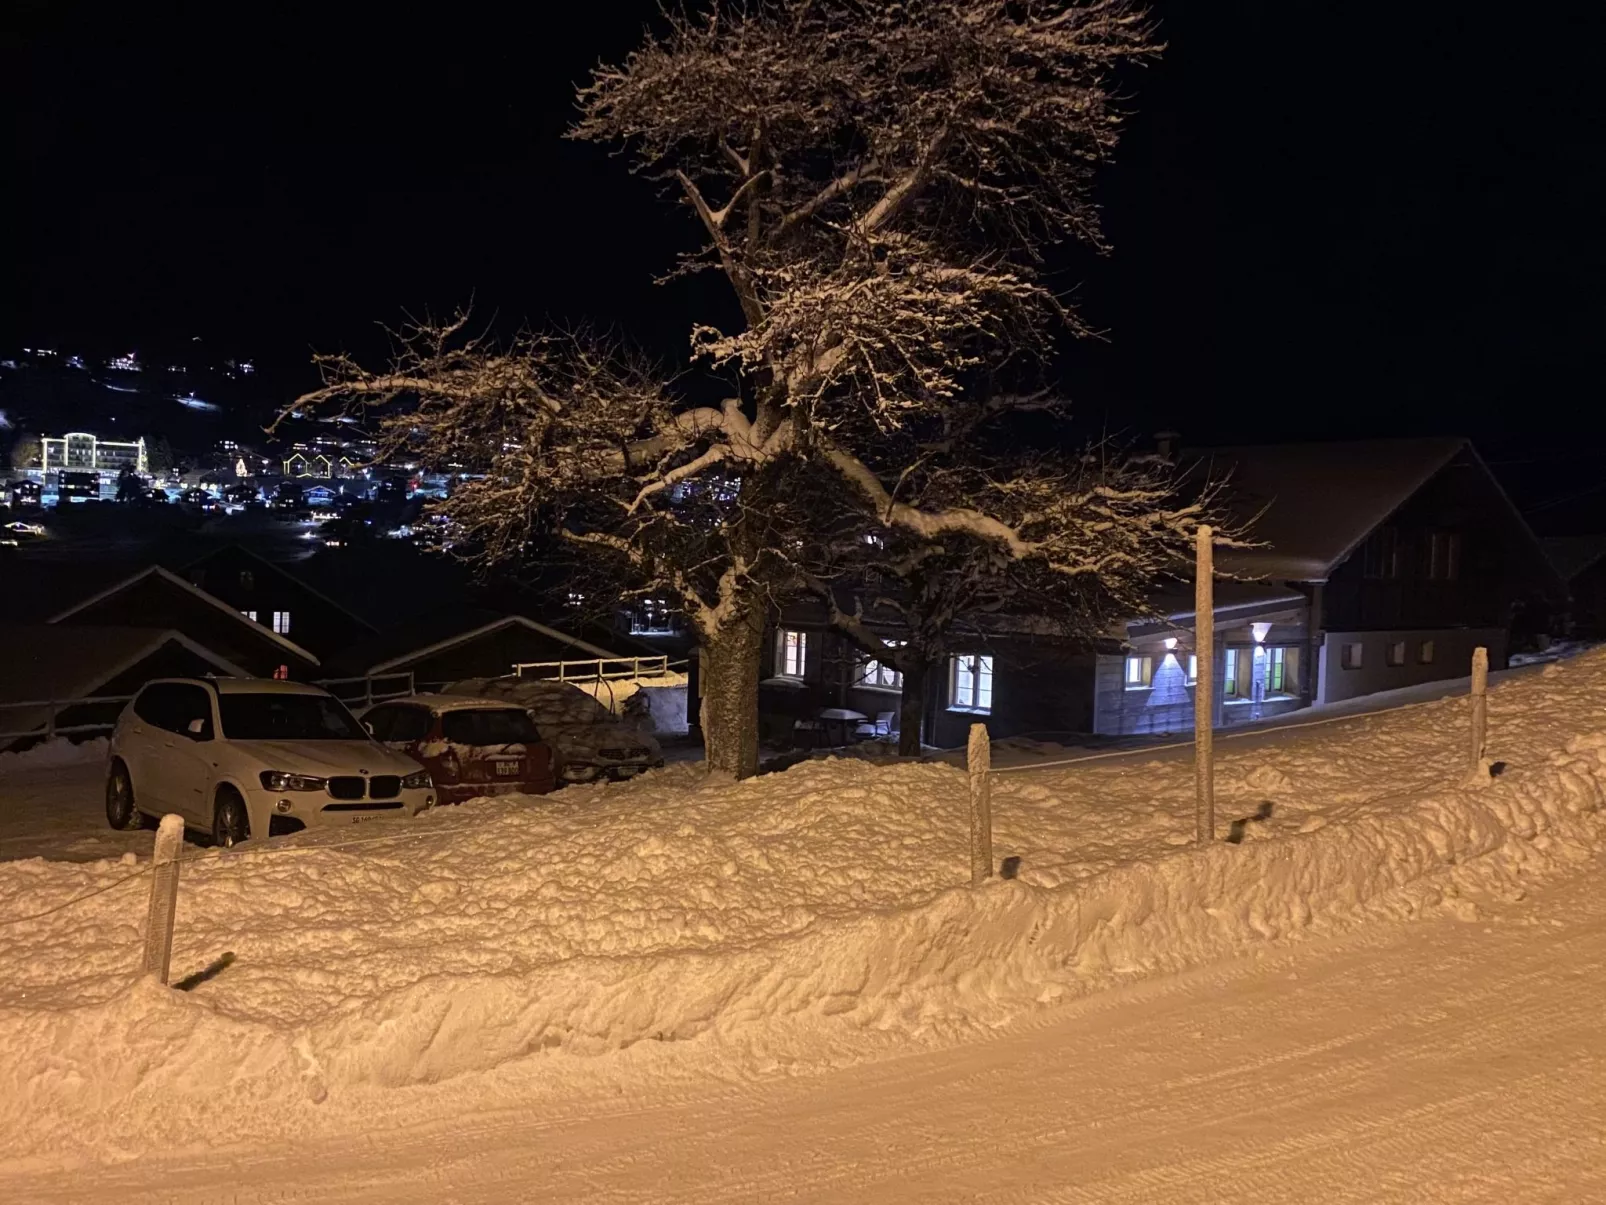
[107,678,435,846]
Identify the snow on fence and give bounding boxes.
[512,655,674,683]
[0,693,135,746]
[314,672,416,709]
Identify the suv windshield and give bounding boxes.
[440,708,540,746]
[219,693,367,741]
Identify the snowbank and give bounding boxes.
[3,653,1606,1165]
[0,736,107,770]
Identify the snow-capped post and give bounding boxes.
[967,722,994,885]
[142,813,184,986]
[1470,645,1489,774]
[1194,524,1215,843]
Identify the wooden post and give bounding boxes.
[1470,645,1488,774]
[968,722,994,885]
[1194,525,1215,844]
[143,814,184,985]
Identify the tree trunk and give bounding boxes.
[898,658,929,757]
[700,610,764,780]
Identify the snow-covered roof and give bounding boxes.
[1192,438,1469,581]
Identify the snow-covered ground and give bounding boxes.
[12,866,1604,1202]
[3,649,1606,1196]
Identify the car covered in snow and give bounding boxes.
[358,694,556,804]
[443,677,664,786]
[106,678,436,845]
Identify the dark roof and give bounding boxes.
[182,543,378,631]
[1543,534,1606,582]
[46,564,323,666]
[1192,438,1468,580]
[326,608,631,677]
[0,625,248,707]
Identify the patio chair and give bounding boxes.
[854,711,896,739]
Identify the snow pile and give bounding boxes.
[4,652,1606,1164]
[0,736,107,770]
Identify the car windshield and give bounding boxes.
[440,708,541,746]
[219,693,367,741]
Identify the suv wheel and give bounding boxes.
[212,787,250,847]
[105,760,142,831]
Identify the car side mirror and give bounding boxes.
[363,721,375,736]
[186,717,209,740]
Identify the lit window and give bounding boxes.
[1223,648,1239,697]
[240,610,258,622]
[630,598,675,635]
[857,642,904,690]
[1387,641,1406,667]
[1187,654,1198,685]
[949,654,994,713]
[1124,655,1153,689]
[1267,646,1297,693]
[778,630,808,678]
[1418,639,1435,665]
[566,590,585,608]
[1341,641,1363,670]
[272,611,291,635]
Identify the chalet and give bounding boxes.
[47,565,322,679]
[323,608,658,690]
[180,544,376,662]
[0,625,249,751]
[759,438,1566,747]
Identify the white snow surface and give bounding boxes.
[3,651,1606,1170]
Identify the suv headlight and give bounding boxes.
[259,771,328,792]
[400,769,432,790]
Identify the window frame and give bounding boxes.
[1340,641,1364,670]
[271,610,291,635]
[1386,640,1406,667]
[1418,639,1435,665]
[856,642,905,691]
[1123,654,1154,690]
[1186,654,1198,685]
[948,653,994,714]
[1223,648,1239,697]
[777,629,809,679]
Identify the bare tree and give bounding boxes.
[290,2,1183,779]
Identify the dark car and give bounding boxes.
[359,695,556,804]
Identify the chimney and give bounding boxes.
[1154,430,1182,461]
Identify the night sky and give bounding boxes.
[7,3,1603,513]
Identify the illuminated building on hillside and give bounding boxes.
[41,432,148,475]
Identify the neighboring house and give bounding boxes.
[47,565,322,679]
[0,624,248,751]
[1544,535,1606,638]
[759,438,1566,746]
[181,544,376,661]
[323,609,650,691]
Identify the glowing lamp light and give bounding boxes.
[1251,622,1273,644]
[1163,637,1178,650]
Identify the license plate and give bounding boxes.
[351,814,380,824]
[493,760,522,777]
[614,765,640,778]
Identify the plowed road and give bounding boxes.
[14,868,1606,1204]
